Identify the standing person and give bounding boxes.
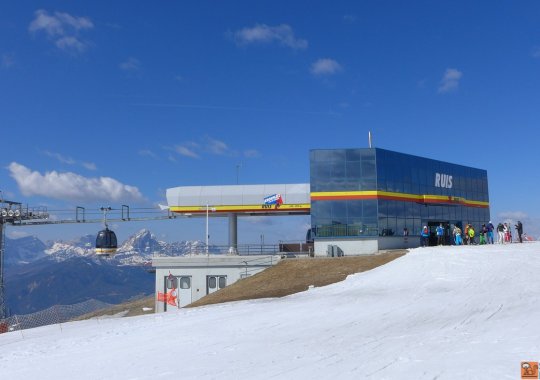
[515,221,523,243]
[468,225,475,245]
[453,225,462,245]
[479,224,487,245]
[497,222,505,244]
[436,224,444,246]
[421,225,429,247]
[486,221,495,244]
[464,224,471,245]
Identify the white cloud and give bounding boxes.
[43,150,76,165]
[29,9,93,53]
[175,145,199,158]
[233,24,308,49]
[138,149,158,159]
[8,162,143,202]
[205,137,230,155]
[43,150,96,170]
[244,149,261,158]
[1,53,15,69]
[119,57,141,71]
[498,211,528,220]
[55,36,86,52]
[82,162,97,171]
[438,68,463,94]
[310,58,343,76]
[532,47,540,59]
[343,15,357,23]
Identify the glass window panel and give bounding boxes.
[347,200,363,220]
[363,200,377,219]
[208,277,216,289]
[346,149,362,161]
[331,160,346,179]
[396,218,406,236]
[361,159,376,179]
[332,201,347,221]
[219,276,227,288]
[167,276,178,289]
[386,217,397,236]
[378,200,388,217]
[346,162,362,182]
[378,217,387,236]
[180,277,191,289]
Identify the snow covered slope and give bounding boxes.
[1,243,539,379]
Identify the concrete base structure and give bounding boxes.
[153,255,279,311]
[314,236,420,256]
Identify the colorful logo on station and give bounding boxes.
[263,194,283,209]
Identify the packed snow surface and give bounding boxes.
[1,243,540,379]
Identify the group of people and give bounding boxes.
[420,220,524,247]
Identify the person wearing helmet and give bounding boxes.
[421,225,429,247]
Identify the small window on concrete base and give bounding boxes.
[218,276,226,288]
[180,277,191,289]
[208,276,217,289]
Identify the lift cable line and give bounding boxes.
[0,197,178,319]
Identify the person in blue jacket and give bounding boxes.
[486,221,495,244]
[421,225,429,247]
[436,224,444,245]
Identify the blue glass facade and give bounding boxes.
[310,148,490,242]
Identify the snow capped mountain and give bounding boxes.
[3,230,208,314]
[7,229,208,266]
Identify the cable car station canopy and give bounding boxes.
[166,184,310,216]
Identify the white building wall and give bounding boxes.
[378,236,421,250]
[314,236,420,256]
[153,255,278,312]
[314,239,379,256]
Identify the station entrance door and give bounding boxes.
[427,221,451,246]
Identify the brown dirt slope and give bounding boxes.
[75,250,406,318]
[188,251,406,308]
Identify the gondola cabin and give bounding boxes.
[95,227,118,256]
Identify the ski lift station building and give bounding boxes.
[153,147,490,310]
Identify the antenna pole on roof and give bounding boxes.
[368,131,373,148]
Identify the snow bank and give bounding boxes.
[1,243,539,379]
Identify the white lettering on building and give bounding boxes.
[435,173,453,189]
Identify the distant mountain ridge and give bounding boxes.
[2,229,208,315]
[4,228,207,266]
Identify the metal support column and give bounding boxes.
[228,213,238,254]
[0,222,6,319]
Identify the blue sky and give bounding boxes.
[1,1,539,244]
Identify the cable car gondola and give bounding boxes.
[95,207,118,256]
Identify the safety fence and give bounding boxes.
[0,299,113,340]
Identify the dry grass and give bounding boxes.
[76,250,406,319]
[189,251,406,307]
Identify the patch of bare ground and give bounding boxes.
[74,250,406,319]
[72,296,155,320]
[188,250,406,308]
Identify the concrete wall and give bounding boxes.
[378,236,421,250]
[153,255,278,312]
[314,239,379,256]
[314,236,421,256]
